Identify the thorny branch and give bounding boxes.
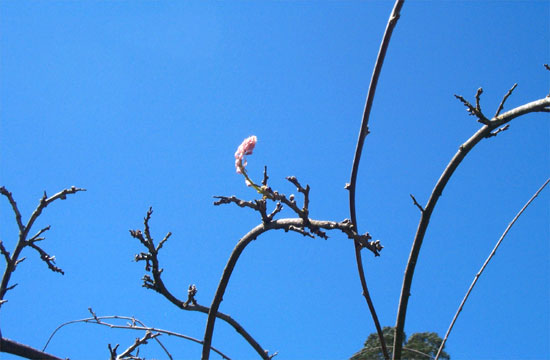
[129,209,269,359]
[0,186,85,308]
[434,177,550,360]
[202,173,382,360]
[346,1,405,358]
[393,86,550,359]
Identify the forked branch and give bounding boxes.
[129,209,269,359]
[202,173,381,360]
[0,186,85,307]
[393,88,550,359]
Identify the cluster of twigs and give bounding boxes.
[201,169,383,359]
[129,208,270,359]
[0,186,85,359]
[0,186,85,306]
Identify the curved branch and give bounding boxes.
[434,177,550,360]
[347,1,405,359]
[201,217,372,360]
[393,96,550,359]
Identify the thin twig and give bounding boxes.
[434,177,550,360]
[44,312,234,360]
[347,1,405,359]
[494,83,518,117]
[0,187,24,232]
[117,331,160,359]
[474,88,484,119]
[409,194,424,212]
[393,95,550,359]
[0,241,11,264]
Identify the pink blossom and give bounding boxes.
[234,135,257,173]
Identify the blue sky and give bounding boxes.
[1,1,548,359]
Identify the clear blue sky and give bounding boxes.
[1,1,548,359]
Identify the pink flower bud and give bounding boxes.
[234,135,257,173]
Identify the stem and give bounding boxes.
[434,177,550,360]
[348,1,405,359]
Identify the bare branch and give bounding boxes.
[26,242,64,274]
[157,232,171,253]
[0,240,10,264]
[486,124,510,138]
[45,312,235,360]
[393,94,550,359]
[201,217,380,360]
[213,195,260,211]
[347,1,405,358]
[116,331,160,359]
[409,194,424,212]
[454,90,490,124]
[474,87,485,122]
[262,166,269,186]
[494,83,518,117]
[434,177,550,360]
[0,186,84,306]
[0,337,64,360]
[287,225,315,238]
[0,187,24,232]
[28,226,51,243]
[108,343,119,360]
[25,187,86,239]
[129,210,269,359]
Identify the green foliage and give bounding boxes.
[350,326,450,360]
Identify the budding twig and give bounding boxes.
[129,209,269,359]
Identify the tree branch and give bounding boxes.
[0,187,24,232]
[0,337,64,360]
[201,217,377,360]
[392,94,550,359]
[0,186,85,306]
[44,311,236,360]
[346,1,405,359]
[114,331,160,360]
[129,209,270,359]
[434,177,550,360]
